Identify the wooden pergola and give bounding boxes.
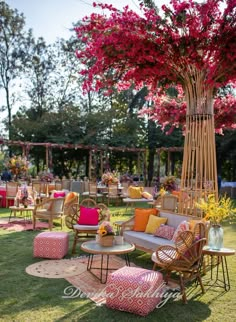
[156,147,184,177]
[0,138,183,182]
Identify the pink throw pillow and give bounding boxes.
[53,191,66,198]
[78,206,99,225]
[172,221,190,243]
[154,224,175,240]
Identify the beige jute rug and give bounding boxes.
[26,258,88,278]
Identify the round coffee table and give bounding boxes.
[81,240,135,283]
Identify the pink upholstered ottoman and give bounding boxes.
[33,232,69,259]
[106,266,164,316]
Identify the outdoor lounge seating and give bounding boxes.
[106,183,121,205]
[33,231,69,259]
[152,228,206,304]
[65,198,110,254]
[121,210,208,253]
[33,197,65,231]
[106,266,164,316]
[161,194,178,212]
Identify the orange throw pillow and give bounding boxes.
[133,208,159,232]
[65,192,78,204]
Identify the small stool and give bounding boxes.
[106,266,164,316]
[33,232,69,259]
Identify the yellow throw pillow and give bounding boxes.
[145,215,167,234]
[133,208,159,232]
[128,186,144,199]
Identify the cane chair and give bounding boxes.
[32,181,42,196]
[152,225,206,304]
[88,182,103,202]
[6,182,19,208]
[119,181,130,198]
[61,179,72,191]
[106,183,121,206]
[54,180,62,191]
[63,192,79,217]
[33,197,65,231]
[65,198,111,254]
[161,194,178,212]
[148,195,162,209]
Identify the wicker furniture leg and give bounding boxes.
[72,231,79,254]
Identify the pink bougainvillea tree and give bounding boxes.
[75,0,236,214]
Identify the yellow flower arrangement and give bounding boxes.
[101,171,119,185]
[7,155,28,176]
[195,194,236,225]
[97,221,114,237]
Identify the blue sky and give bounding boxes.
[6,0,168,43]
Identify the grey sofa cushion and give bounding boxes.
[123,230,174,252]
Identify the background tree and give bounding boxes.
[0,1,33,142]
[74,0,236,214]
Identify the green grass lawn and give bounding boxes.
[0,204,235,322]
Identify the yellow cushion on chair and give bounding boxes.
[128,186,144,199]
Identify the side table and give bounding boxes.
[202,246,235,291]
[9,206,35,225]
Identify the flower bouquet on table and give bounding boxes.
[15,185,34,208]
[195,194,236,250]
[160,176,177,193]
[38,170,54,182]
[195,194,236,225]
[7,155,29,180]
[97,221,115,246]
[101,170,119,186]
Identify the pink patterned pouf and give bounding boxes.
[106,266,164,316]
[33,232,69,259]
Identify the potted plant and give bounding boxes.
[195,194,236,249]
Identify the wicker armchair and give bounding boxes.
[65,198,111,254]
[33,197,65,231]
[152,224,206,304]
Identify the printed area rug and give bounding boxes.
[26,256,136,305]
[65,255,137,305]
[0,218,49,231]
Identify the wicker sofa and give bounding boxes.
[121,211,207,253]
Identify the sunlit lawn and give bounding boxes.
[0,202,235,322]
